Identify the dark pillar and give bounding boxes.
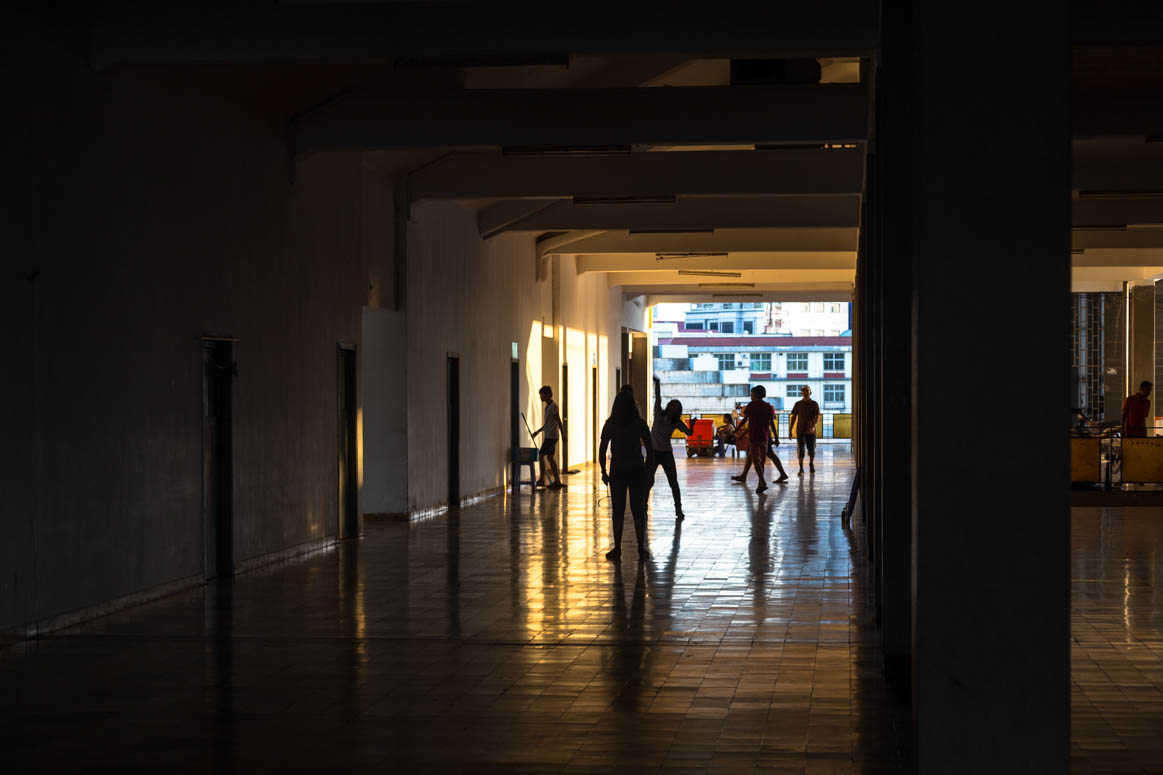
[909,5,1070,771]
[872,4,913,689]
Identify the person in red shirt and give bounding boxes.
[732,385,781,493]
[1122,380,1153,437]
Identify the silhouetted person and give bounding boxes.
[1122,380,1153,438]
[789,385,821,475]
[530,385,564,488]
[648,376,692,520]
[732,388,788,487]
[732,385,779,493]
[599,391,655,561]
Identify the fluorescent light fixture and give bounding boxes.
[629,229,714,236]
[656,252,729,260]
[1077,190,1163,200]
[573,195,676,205]
[678,269,742,278]
[504,145,630,156]
[698,282,756,288]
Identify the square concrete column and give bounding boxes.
[908,4,1070,772]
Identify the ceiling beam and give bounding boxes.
[477,200,564,239]
[91,3,878,67]
[645,291,853,305]
[609,270,855,287]
[484,194,861,234]
[411,148,864,201]
[297,86,869,152]
[551,228,859,256]
[1072,228,1163,251]
[625,282,853,297]
[1073,140,1163,190]
[1073,197,1163,227]
[578,252,856,274]
[1073,97,1163,138]
[1072,248,1163,267]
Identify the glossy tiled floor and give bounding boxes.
[3,444,912,772]
[1071,507,1163,774]
[7,448,1162,772]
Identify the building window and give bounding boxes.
[829,303,841,313]
[787,384,807,398]
[824,383,845,404]
[686,321,703,330]
[814,329,825,336]
[716,353,736,371]
[786,352,808,371]
[721,321,735,333]
[708,320,720,331]
[751,353,771,371]
[812,302,825,312]
[823,352,845,371]
[743,321,754,334]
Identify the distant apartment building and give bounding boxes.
[652,303,853,422]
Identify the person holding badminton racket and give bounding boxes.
[598,391,655,561]
[529,385,565,489]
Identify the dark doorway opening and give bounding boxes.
[592,365,599,461]
[447,354,460,506]
[202,339,234,579]
[511,359,520,455]
[337,345,358,539]
[561,362,569,473]
[616,367,622,391]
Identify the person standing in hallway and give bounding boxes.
[531,386,565,489]
[1122,380,1153,437]
[649,376,692,520]
[732,387,788,489]
[732,385,780,493]
[789,385,820,475]
[599,391,655,560]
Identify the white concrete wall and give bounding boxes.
[362,307,407,516]
[405,201,542,511]
[1,17,392,631]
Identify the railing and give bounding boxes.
[679,412,855,441]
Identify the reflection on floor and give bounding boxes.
[4,444,913,772]
[1071,507,1163,774]
[11,446,1163,771]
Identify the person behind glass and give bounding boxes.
[789,385,820,475]
[732,385,779,493]
[599,391,655,561]
[530,386,565,489]
[649,376,692,521]
[715,413,736,457]
[731,388,788,487]
[1122,380,1153,438]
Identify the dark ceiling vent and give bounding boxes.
[730,59,822,86]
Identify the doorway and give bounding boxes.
[511,359,520,454]
[592,365,599,461]
[337,345,358,539]
[447,354,460,506]
[561,363,568,473]
[202,339,234,579]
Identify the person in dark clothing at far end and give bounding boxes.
[732,385,787,491]
[649,376,692,520]
[1123,380,1153,438]
[599,391,655,561]
[789,385,821,475]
